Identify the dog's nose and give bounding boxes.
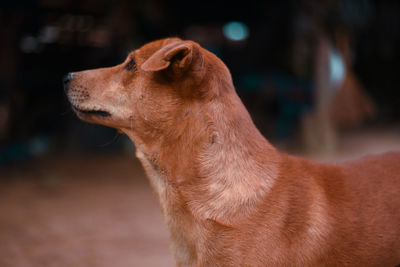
[63,72,74,92]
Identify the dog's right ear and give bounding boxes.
[141,40,203,75]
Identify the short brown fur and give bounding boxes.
[65,38,400,266]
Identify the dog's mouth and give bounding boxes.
[73,107,111,117]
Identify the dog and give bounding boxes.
[64,38,400,266]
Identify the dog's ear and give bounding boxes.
[141,41,202,74]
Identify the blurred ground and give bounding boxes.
[0,154,175,267]
[0,125,399,267]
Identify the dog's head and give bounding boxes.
[64,38,277,225]
[64,38,232,144]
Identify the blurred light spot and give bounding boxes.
[329,49,346,87]
[39,26,59,43]
[223,21,249,41]
[20,35,38,53]
[88,26,111,47]
[29,136,50,156]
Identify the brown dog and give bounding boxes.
[64,38,400,266]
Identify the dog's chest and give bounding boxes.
[135,149,199,264]
[135,149,171,210]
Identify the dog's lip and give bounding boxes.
[72,106,111,117]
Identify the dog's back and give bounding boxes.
[337,152,400,265]
[308,153,400,266]
[201,153,400,266]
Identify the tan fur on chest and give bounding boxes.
[135,148,199,265]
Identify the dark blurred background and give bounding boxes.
[0,0,399,266]
[1,0,399,161]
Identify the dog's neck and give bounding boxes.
[181,92,280,225]
[125,82,280,227]
[124,75,280,265]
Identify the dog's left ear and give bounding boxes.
[141,40,203,75]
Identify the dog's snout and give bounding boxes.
[63,72,74,92]
[63,72,74,85]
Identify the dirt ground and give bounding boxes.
[0,126,399,267]
[0,154,175,267]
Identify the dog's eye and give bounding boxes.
[125,58,136,71]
